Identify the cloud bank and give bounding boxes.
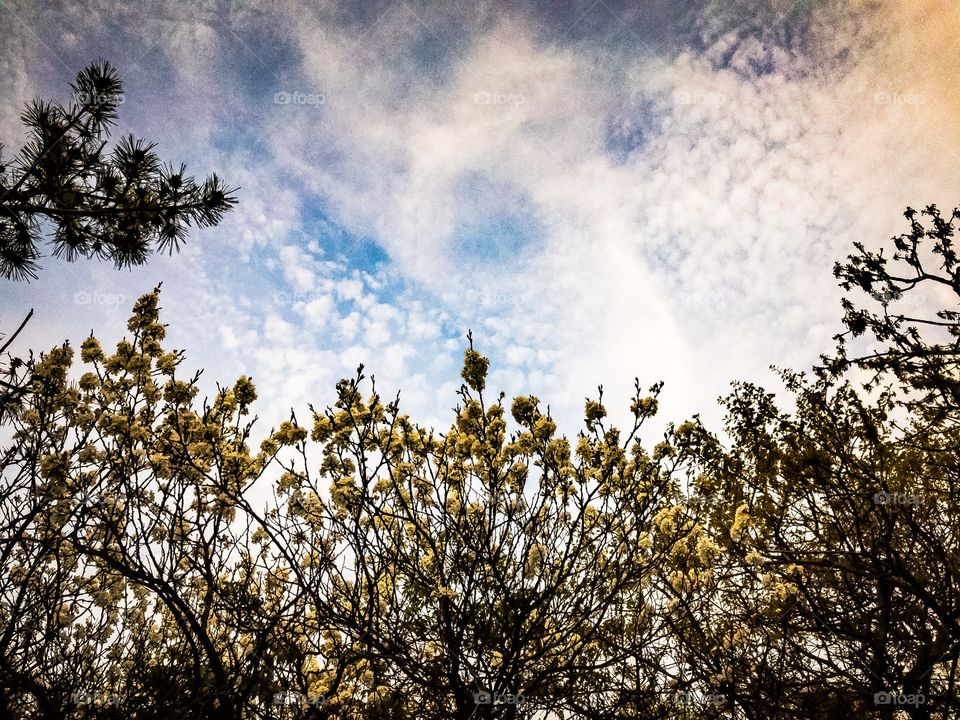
[1,0,958,441]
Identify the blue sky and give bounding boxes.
[2,0,959,439]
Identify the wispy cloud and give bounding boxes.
[2,0,958,439]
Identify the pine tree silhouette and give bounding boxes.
[0,59,237,281]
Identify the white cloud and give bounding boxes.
[335,311,361,342]
[263,313,296,345]
[335,279,364,302]
[279,245,316,292]
[301,295,335,328]
[218,325,241,350]
[3,0,960,451]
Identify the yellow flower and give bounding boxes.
[311,414,333,442]
[275,420,307,446]
[436,586,457,600]
[532,416,556,441]
[80,337,103,363]
[630,396,658,418]
[584,399,606,423]
[511,395,540,425]
[445,493,462,514]
[155,352,179,376]
[461,349,489,392]
[730,503,751,542]
[638,531,653,550]
[696,535,720,566]
[669,569,687,591]
[655,505,682,535]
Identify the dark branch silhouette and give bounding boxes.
[0,59,237,281]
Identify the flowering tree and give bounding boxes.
[0,291,304,720]
[662,207,960,720]
[0,291,702,720]
[2,206,959,719]
[671,370,960,720]
[225,337,705,720]
[0,60,237,428]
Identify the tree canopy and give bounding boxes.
[1,204,959,719]
[0,60,237,281]
[2,60,960,720]
[0,59,236,425]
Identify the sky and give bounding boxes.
[1,0,959,443]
